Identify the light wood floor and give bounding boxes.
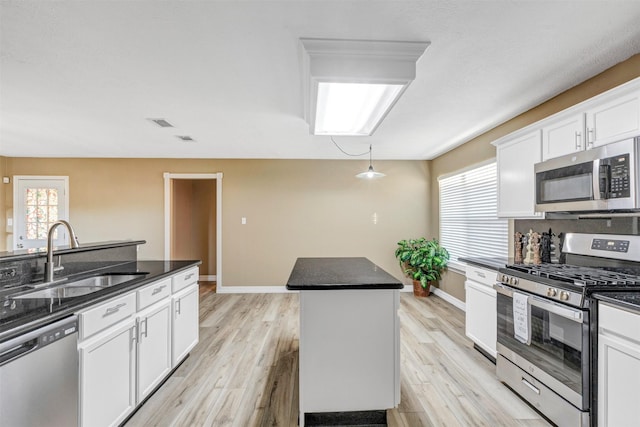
[124,292,551,427]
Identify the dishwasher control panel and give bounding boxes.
[39,319,77,348]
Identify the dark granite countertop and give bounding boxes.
[0,240,146,262]
[0,260,200,342]
[286,257,403,290]
[593,292,640,313]
[458,257,511,271]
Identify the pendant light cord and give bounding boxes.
[330,136,370,157]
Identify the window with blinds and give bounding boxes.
[439,160,508,270]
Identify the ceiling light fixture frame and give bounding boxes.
[301,38,429,136]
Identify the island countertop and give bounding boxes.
[286,257,403,291]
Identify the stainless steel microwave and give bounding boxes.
[534,137,640,212]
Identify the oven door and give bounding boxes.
[495,283,589,410]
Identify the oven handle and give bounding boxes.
[494,283,584,322]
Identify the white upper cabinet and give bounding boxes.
[494,77,640,218]
[586,89,640,148]
[541,113,586,160]
[540,78,640,161]
[495,130,542,218]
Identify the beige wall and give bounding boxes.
[0,157,6,251]
[430,53,640,301]
[2,158,430,287]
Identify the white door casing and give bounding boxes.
[13,176,69,250]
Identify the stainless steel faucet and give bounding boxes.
[44,220,80,283]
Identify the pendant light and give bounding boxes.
[356,145,385,179]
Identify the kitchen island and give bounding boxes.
[286,257,403,426]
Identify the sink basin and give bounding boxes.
[13,274,143,299]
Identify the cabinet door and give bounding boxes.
[586,90,640,148]
[496,130,542,218]
[172,285,199,366]
[598,333,640,427]
[79,319,136,427]
[465,280,497,358]
[137,300,172,402]
[541,113,585,160]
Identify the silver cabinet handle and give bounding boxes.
[521,378,540,395]
[104,303,126,316]
[475,271,486,278]
[575,131,582,150]
[587,127,595,146]
[185,273,195,281]
[176,299,181,316]
[152,285,166,295]
[142,318,148,339]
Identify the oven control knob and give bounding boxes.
[559,291,570,301]
[509,277,518,285]
[547,288,557,297]
[501,274,508,283]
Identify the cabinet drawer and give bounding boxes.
[172,267,199,293]
[599,302,640,343]
[79,293,137,340]
[137,278,171,310]
[465,265,496,287]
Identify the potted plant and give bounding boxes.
[394,238,450,297]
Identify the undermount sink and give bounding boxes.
[13,274,143,299]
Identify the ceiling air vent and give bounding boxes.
[147,118,174,128]
[175,135,195,142]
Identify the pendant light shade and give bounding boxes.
[356,145,385,179]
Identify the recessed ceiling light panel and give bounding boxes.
[301,38,430,136]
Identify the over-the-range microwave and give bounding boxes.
[534,137,640,212]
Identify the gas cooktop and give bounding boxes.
[498,233,640,307]
[504,263,640,287]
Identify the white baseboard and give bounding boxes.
[216,285,296,294]
[199,275,216,281]
[431,287,466,311]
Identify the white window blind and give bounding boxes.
[439,161,508,270]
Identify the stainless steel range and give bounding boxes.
[494,233,640,427]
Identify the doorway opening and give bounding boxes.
[164,173,222,291]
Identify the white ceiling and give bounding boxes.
[1,1,640,160]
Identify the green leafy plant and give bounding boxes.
[394,238,450,288]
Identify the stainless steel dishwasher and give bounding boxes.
[0,315,79,427]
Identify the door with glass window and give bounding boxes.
[14,176,69,250]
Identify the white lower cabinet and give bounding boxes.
[172,284,199,366]
[298,289,400,422]
[598,302,640,427]
[464,265,497,358]
[78,268,199,427]
[136,299,172,401]
[79,318,137,427]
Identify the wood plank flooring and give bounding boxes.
[124,292,551,427]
